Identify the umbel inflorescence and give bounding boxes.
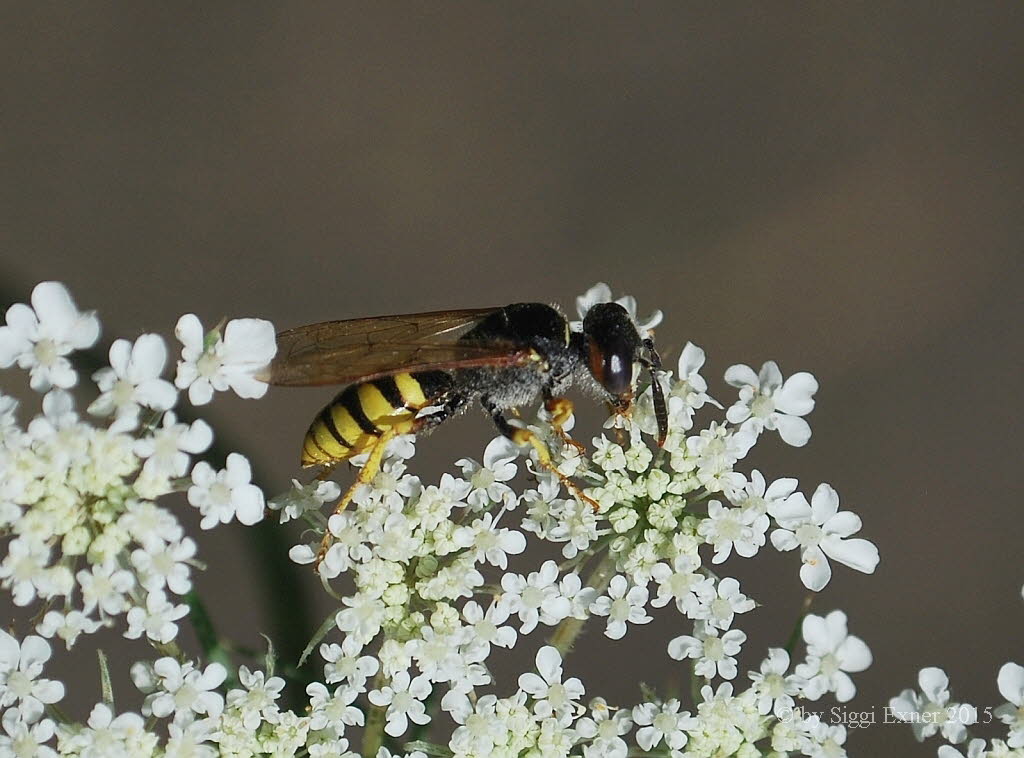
[0,280,992,757]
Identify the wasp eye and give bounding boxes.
[589,340,633,395]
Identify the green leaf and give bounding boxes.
[97,649,114,708]
[298,612,337,668]
[261,634,276,678]
[403,741,453,757]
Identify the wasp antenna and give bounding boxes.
[642,338,668,447]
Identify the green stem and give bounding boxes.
[548,549,618,656]
[784,592,815,657]
[185,591,234,673]
[688,660,704,708]
[362,672,388,757]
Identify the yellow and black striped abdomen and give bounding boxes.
[301,372,445,467]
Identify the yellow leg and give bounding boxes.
[544,396,587,456]
[512,426,601,513]
[316,427,397,565]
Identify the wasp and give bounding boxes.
[265,301,667,537]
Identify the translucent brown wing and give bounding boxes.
[265,307,535,387]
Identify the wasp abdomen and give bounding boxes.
[301,371,452,467]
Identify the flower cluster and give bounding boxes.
[0,281,883,757]
[889,623,1024,756]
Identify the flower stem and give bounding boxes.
[784,592,815,657]
[362,672,388,757]
[548,549,617,657]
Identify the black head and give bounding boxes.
[582,302,640,396]
[581,301,668,445]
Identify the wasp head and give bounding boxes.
[581,302,668,445]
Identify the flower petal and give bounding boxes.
[724,364,758,389]
[774,414,811,446]
[775,372,818,415]
[821,536,879,575]
[799,549,832,591]
[998,662,1024,705]
[838,635,873,673]
[810,484,840,523]
[129,334,168,381]
[535,645,562,682]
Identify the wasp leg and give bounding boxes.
[316,425,398,566]
[605,400,631,446]
[313,461,341,481]
[543,394,587,456]
[482,396,600,513]
[414,390,469,432]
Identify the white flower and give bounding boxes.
[730,469,798,517]
[806,719,849,758]
[36,610,102,650]
[724,360,818,446]
[748,648,805,716]
[0,281,100,391]
[631,699,696,751]
[226,666,286,730]
[575,698,632,758]
[455,436,519,509]
[411,626,464,683]
[57,704,153,757]
[88,334,177,431]
[116,503,183,556]
[187,453,265,528]
[678,422,754,494]
[995,662,1024,747]
[131,537,196,595]
[0,538,53,607]
[668,622,746,680]
[143,657,227,723]
[937,740,988,758]
[269,478,341,523]
[589,575,652,640]
[650,555,714,617]
[797,611,872,703]
[353,459,421,513]
[889,666,977,744]
[693,577,755,631]
[335,592,387,644]
[769,483,879,591]
[124,590,189,644]
[0,709,57,758]
[0,631,65,723]
[697,499,769,564]
[454,512,526,569]
[368,671,432,737]
[134,413,213,479]
[499,560,572,634]
[320,637,380,689]
[461,600,517,659]
[448,694,506,755]
[573,282,663,338]
[173,315,276,405]
[592,436,627,472]
[77,562,134,618]
[165,720,218,758]
[307,681,364,730]
[518,645,585,720]
[521,474,565,537]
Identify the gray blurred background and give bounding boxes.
[2,3,1022,755]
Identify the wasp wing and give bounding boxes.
[266,307,534,387]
